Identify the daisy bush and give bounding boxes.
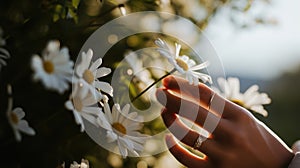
[0,36,273,167]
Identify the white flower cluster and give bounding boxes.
[65,48,147,158]
[59,158,89,168]
[27,41,147,158]
[0,27,10,71]
[4,38,271,160]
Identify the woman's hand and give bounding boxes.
[156,76,294,168]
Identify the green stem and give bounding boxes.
[131,68,176,102]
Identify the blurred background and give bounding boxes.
[0,0,299,167]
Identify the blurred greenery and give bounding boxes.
[261,66,300,146]
[0,0,297,167]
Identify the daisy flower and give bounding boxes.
[155,38,212,85]
[70,158,89,168]
[0,26,10,71]
[65,83,102,132]
[6,85,35,142]
[97,96,147,158]
[74,49,113,100]
[125,51,154,86]
[125,51,155,100]
[214,77,271,117]
[31,40,73,94]
[0,26,5,46]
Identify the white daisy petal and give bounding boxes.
[95,81,113,96]
[17,120,36,135]
[12,108,25,119]
[181,55,189,62]
[112,104,121,122]
[82,113,98,126]
[97,113,112,130]
[126,123,143,131]
[76,53,91,76]
[228,77,240,98]
[244,85,259,98]
[103,101,113,123]
[90,58,102,72]
[187,59,196,67]
[118,140,128,158]
[155,38,170,51]
[96,67,111,78]
[192,71,212,84]
[175,43,181,57]
[189,61,209,71]
[186,73,193,85]
[120,137,140,156]
[82,106,101,116]
[156,48,173,59]
[14,129,22,142]
[0,48,10,57]
[83,49,93,69]
[192,75,198,86]
[107,131,117,142]
[72,111,82,124]
[31,55,43,71]
[46,41,60,53]
[250,105,268,117]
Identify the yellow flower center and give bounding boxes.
[10,112,19,124]
[73,97,83,112]
[112,122,127,136]
[175,58,189,71]
[231,99,245,107]
[83,69,94,84]
[43,61,55,74]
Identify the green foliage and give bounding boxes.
[261,66,300,146]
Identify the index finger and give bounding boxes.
[162,75,243,119]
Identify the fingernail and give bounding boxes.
[160,108,169,116]
[162,77,170,87]
[156,89,167,106]
[162,75,174,87]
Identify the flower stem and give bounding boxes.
[131,68,176,102]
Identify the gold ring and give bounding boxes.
[193,135,205,150]
[208,92,216,110]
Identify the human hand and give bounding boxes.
[156,76,294,168]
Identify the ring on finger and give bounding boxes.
[208,92,216,110]
[193,135,206,150]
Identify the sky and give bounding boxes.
[205,0,300,80]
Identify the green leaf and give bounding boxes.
[53,4,65,22]
[72,0,81,9]
[68,8,78,23]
